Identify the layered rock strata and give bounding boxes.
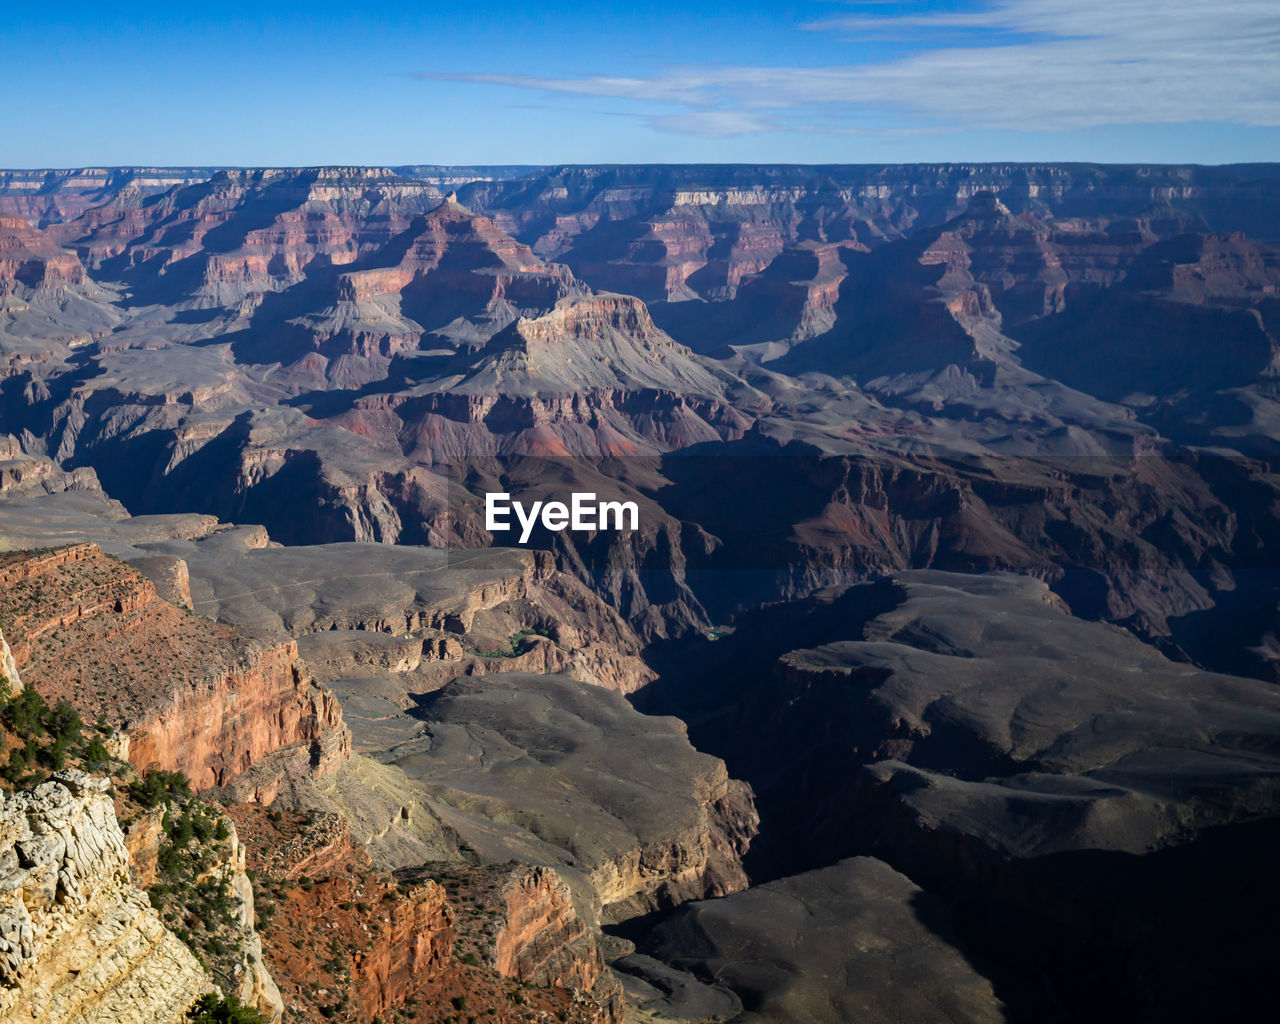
[229,806,455,1024]
[493,865,625,1023]
[0,544,349,793]
[0,771,211,1023]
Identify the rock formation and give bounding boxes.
[636,857,1005,1024]
[228,805,619,1024]
[469,863,625,1023]
[0,437,104,499]
[644,570,1280,1021]
[0,544,349,794]
[148,537,654,694]
[0,626,19,697]
[3,161,1280,1023]
[0,771,211,1023]
[390,673,756,922]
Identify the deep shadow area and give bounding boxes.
[908,816,1280,1024]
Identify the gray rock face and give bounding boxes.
[647,569,1280,1022]
[803,571,1280,858]
[387,673,757,923]
[168,538,550,637]
[0,437,105,500]
[641,857,1005,1024]
[0,489,221,555]
[675,570,1280,871]
[142,531,654,694]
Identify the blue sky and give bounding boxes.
[5,1,1278,166]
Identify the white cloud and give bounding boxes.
[416,0,1280,136]
[643,111,777,137]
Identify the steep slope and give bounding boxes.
[0,544,349,795]
[0,771,212,1023]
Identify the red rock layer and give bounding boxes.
[494,866,613,996]
[0,544,348,790]
[0,215,85,287]
[229,809,616,1024]
[62,169,444,301]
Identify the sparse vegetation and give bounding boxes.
[130,767,193,807]
[0,681,124,788]
[138,783,245,983]
[473,628,555,660]
[187,994,268,1024]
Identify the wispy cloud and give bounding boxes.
[643,111,777,137]
[414,0,1280,136]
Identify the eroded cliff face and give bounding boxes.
[494,866,625,1024]
[0,771,211,1023]
[0,215,85,288]
[0,544,350,794]
[172,540,656,696]
[125,639,349,796]
[589,760,757,924]
[230,807,456,1024]
[0,625,20,697]
[372,673,758,926]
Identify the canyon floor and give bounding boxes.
[2,162,1280,1023]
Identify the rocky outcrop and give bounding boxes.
[393,860,626,1024]
[151,539,655,695]
[0,215,85,288]
[120,807,165,889]
[216,816,285,1020]
[350,879,453,1021]
[125,639,349,794]
[229,806,454,1024]
[125,555,194,611]
[0,438,104,498]
[0,771,211,1023]
[0,625,20,697]
[494,865,625,1023]
[0,544,350,793]
[587,755,757,923]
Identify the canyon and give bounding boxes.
[1,161,1280,1022]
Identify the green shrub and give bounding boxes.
[2,687,48,736]
[47,699,82,744]
[131,769,193,808]
[187,994,268,1024]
